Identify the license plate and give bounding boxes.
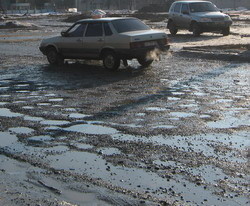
[145,41,157,47]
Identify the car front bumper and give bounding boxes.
[198,20,232,31]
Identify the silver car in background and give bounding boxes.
[40,17,170,70]
[167,1,232,36]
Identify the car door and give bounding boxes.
[83,22,104,58]
[172,3,182,27]
[179,4,192,29]
[59,23,86,58]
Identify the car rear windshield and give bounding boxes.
[112,19,150,33]
[190,2,218,13]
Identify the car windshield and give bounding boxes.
[190,2,218,13]
[112,19,150,33]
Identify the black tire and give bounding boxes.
[222,27,230,36]
[168,21,178,36]
[46,48,64,65]
[103,51,120,71]
[137,57,154,67]
[192,22,201,37]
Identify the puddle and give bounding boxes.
[0,102,7,106]
[216,99,233,103]
[73,143,94,150]
[169,112,196,118]
[179,103,198,108]
[44,94,56,97]
[97,147,121,155]
[64,108,77,112]
[9,127,34,135]
[27,135,53,143]
[152,125,176,129]
[0,132,18,147]
[68,113,90,119]
[23,115,44,122]
[15,90,30,93]
[37,103,51,106]
[40,120,70,126]
[22,106,34,110]
[200,114,211,118]
[64,123,118,135]
[168,97,181,101]
[136,113,146,117]
[47,150,247,206]
[207,111,250,129]
[0,108,23,117]
[145,107,169,112]
[48,98,63,102]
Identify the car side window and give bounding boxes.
[104,23,113,36]
[181,4,189,14]
[85,23,103,37]
[174,3,181,13]
[68,23,86,37]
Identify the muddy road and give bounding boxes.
[0,15,249,206]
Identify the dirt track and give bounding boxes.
[0,13,249,206]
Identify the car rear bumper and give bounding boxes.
[198,21,232,31]
[116,45,170,59]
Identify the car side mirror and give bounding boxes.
[182,11,189,15]
[61,31,68,37]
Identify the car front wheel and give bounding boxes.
[46,48,64,65]
[192,23,201,37]
[222,27,230,36]
[168,21,178,36]
[103,51,120,71]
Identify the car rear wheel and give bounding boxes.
[168,21,178,36]
[103,51,120,71]
[192,23,201,37]
[46,48,64,65]
[222,27,230,36]
[137,57,154,67]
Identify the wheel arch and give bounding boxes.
[44,44,59,55]
[100,47,115,58]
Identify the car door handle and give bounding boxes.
[76,39,82,42]
[98,38,104,42]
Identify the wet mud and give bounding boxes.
[0,14,249,206]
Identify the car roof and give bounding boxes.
[76,17,136,24]
[173,1,211,4]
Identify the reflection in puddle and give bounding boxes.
[9,127,34,135]
[64,123,118,135]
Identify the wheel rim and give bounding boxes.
[104,54,115,69]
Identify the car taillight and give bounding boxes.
[130,41,144,49]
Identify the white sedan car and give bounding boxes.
[40,17,170,70]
